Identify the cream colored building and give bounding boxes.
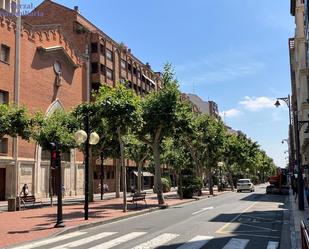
[290,0,309,166]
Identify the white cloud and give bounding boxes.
[239,96,275,111]
[220,109,242,118]
[176,49,264,86]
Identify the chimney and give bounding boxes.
[74,6,80,13]
[146,62,151,69]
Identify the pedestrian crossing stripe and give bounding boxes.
[131,233,179,249]
[10,231,279,249]
[88,232,146,249]
[51,232,116,249]
[176,235,214,249]
[10,231,86,249]
[222,238,249,249]
[267,241,279,249]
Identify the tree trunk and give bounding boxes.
[115,158,120,198]
[117,128,127,212]
[137,161,142,194]
[209,170,214,195]
[178,171,183,199]
[153,141,165,205]
[225,160,234,192]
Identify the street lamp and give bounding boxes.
[275,96,306,210]
[75,116,100,220]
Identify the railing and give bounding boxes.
[301,220,309,249]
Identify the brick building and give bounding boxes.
[0,0,160,200]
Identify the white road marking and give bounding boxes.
[11,231,86,249]
[176,235,214,249]
[131,233,179,249]
[216,202,258,234]
[222,238,250,249]
[89,232,146,249]
[192,206,214,215]
[52,232,116,249]
[267,241,279,249]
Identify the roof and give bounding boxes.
[29,0,160,79]
[186,93,210,114]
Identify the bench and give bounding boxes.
[20,195,42,210]
[128,192,147,207]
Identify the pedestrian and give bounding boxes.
[61,184,65,197]
[294,178,298,202]
[305,185,309,206]
[20,183,29,197]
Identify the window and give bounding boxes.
[0,138,8,154]
[106,48,113,61]
[121,59,126,70]
[91,82,100,92]
[106,67,113,80]
[133,67,137,75]
[91,62,98,74]
[127,63,132,72]
[0,44,10,63]
[0,90,8,104]
[100,64,105,75]
[100,44,105,55]
[91,43,98,53]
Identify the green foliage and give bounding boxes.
[96,84,142,135]
[161,177,171,193]
[124,133,150,163]
[32,110,79,152]
[0,104,33,140]
[182,174,203,198]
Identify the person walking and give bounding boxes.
[293,178,298,202]
[20,183,29,197]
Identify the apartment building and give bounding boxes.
[289,0,309,168]
[0,0,160,200]
[185,93,219,118]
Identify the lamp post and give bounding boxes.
[275,96,306,210]
[50,142,65,228]
[275,96,294,172]
[75,115,100,220]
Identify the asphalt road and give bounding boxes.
[9,184,288,249]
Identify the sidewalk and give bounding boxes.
[0,189,227,248]
[288,190,309,249]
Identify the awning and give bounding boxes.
[133,171,154,177]
[142,74,156,86]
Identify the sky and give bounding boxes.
[24,0,294,168]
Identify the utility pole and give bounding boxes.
[14,0,21,197]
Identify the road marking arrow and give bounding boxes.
[192,206,214,215]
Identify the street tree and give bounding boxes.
[138,63,191,204]
[32,109,79,205]
[185,114,226,195]
[0,104,33,140]
[95,84,142,211]
[124,133,150,194]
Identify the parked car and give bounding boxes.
[236,179,255,192]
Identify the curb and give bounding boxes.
[5,191,230,248]
[54,198,198,236]
[54,191,229,236]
